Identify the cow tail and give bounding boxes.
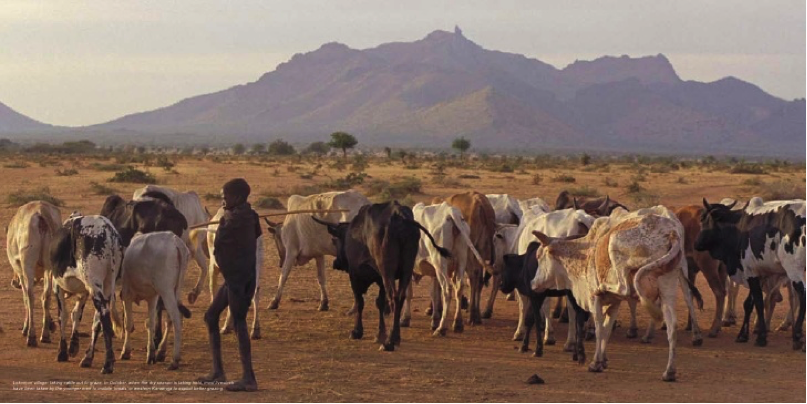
[633,232,682,322]
[110,293,124,337]
[176,239,192,319]
[402,218,451,258]
[680,270,704,310]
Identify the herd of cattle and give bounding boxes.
[4,185,805,382]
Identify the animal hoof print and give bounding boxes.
[267,299,280,310]
[318,301,329,312]
[626,328,639,339]
[79,357,92,368]
[692,338,703,347]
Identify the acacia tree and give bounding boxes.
[452,137,471,160]
[268,139,296,155]
[328,132,358,158]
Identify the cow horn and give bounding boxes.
[598,196,610,212]
[573,197,580,210]
[702,198,710,210]
[727,200,738,210]
[740,200,750,211]
[310,216,337,227]
[263,217,278,227]
[532,231,553,247]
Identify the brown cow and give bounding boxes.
[555,190,628,217]
[675,205,727,338]
[445,191,496,325]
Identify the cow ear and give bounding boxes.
[531,231,552,247]
[702,198,710,210]
[572,197,580,210]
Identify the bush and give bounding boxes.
[3,161,29,169]
[626,181,644,194]
[741,177,763,187]
[55,168,79,176]
[755,180,805,200]
[290,184,324,196]
[458,174,480,179]
[531,174,542,185]
[730,163,767,175]
[156,156,175,171]
[551,174,576,183]
[254,197,284,209]
[268,140,296,156]
[629,191,660,208]
[603,177,618,187]
[676,176,688,184]
[365,176,422,200]
[91,162,127,172]
[109,167,156,184]
[329,172,368,189]
[89,181,118,195]
[567,186,599,197]
[7,187,64,207]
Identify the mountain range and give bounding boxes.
[2,27,804,157]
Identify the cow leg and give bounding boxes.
[703,262,726,338]
[589,296,606,372]
[429,280,441,333]
[531,295,547,357]
[69,295,87,357]
[21,274,37,347]
[315,256,330,311]
[222,309,234,334]
[269,256,295,310]
[777,283,795,332]
[350,286,365,340]
[375,285,388,347]
[567,293,588,364]
[161,290,183,370]
[187,234,209,305]
[541,298,556,345]
[749,277,767,347]
[145,297,159,365]
[626,298,639,339]
[55,286,69,362]
[389,273,411,349]
[723,278,740,326]
[482,273,499,319]
[552,296,564,319]
[597,302,621,370]
[520,302,533,353]
[792,281,805,350]
[400,281,413,328]
[513,291,528,341]
[660,275,679,382]
[679,272,703,346]
[80,311,101,369]
[736,291,753,343]
[156,301,175,364]
[153,298,165,351]
[251,287,261,340]
[120,297,133,360]
[40,272,53,343]
[452,272,465,333]
[563,298,578,352]
[467,268,483,325]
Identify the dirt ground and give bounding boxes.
[0,156,804,402]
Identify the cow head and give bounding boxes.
[492,224,517,275]
[695,198,740,258]
[50,217,79,278]
[263,218,286,267]
[529,231,569,292]
[311,216,350,271]
[499,251,525,294]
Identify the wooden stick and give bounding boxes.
[189,208,350,229]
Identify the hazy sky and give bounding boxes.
[2,0,804,126]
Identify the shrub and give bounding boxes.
[531,174,542,185]
[629,191,660,208]
[676,176,688,184]
[254,197,284,210]
[365,176,422,200]
[89,181,118,195]
[603,177,618,187]
[329,172,368,189]
[567,186,599,198]
[3,161,29,169]
[156,156,175,171]
[7,187,64,207]
[755,180,805,200]
[626,181,644,194]
[730,163,767,175]
[551,174,576,183]
[458,174,480,179]
[90,163,127,172]
[268,140,296,156]
[740,177,763,187]
[109,167,156,184]
[290,184,324,196]
[55,168,79,176]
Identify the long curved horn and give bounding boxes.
[310,216,338,227]
[702,197,710,210]
[573,197,580,210]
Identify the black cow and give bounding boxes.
[555,190,628,217]
[501,241,589,362]
[696,198,806,349]
[313,201,450,351]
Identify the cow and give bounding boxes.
[265,190,370,312]
[519,197,552,220]
[493,207,595,347]
[500,241,590,360]
[483,194,524,315]
[313,201,450,351]
[404,202,488,335]
[197,207,264,339]
[555,190,628,217]
[51,215,124,374]
[444,191,496,325]
[6,201,62,347]
[133,185,211,304]
[609,206,704,346]
[100,195,188,246]
[532,214,685,381]
[696,198,806,350]
[676,205,728,338]
[119,232,192,370]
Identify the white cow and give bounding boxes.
[493,208,595,347]
[484,194,524,317]
[6,201,62,346]
[406,202,487,335]
[133,185,211,304]
[532,214,685,381]
[51,215,124,374]
[119,232,191,370]
[266,190,370,312]
[518,197,552,221]
[197,207,264,339]
[609,206,704,346]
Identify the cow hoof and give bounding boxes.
[559,314,569,324]
[57,350,69,362]
[777,324,791,332]
[692,338,703,347]
[722,318,736,327]
[735,333,749,343]
[452,321,464,333]
[267,299,280,310]
[425,307,433,316]
[221,327,233,335]
[707,330,720,338]
[626,327,639,339]
[481,309,492,319]
[40,335,51,344]
[399,318,411,328]
[513,331,525,341]
[544,338,556,346]
[379,343,395,352]
[754,338,767,347]
[432,329,447,337]
[577,353,587,365]
[519,345,529,353]
[101,362,114,374]
[318,300,329,311]
[563,342,575,352]
[120,350,131,360]
[641,337,652,344]
[69,340,80,357]
[349,330,363,340]
[794,340,804,350]
[155,351,166,362]
[167,362,179,371]
[532,350,543,358]
[187,291,198,305]
[588,362,604,373]
[662,371,676,382]
[251,329,261,340]
[506,293,516,302]
[585,331,595,342]
[147,355,156,365]
[26,336,37,347]
[80,357,92,368]
[460,296,469,310]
